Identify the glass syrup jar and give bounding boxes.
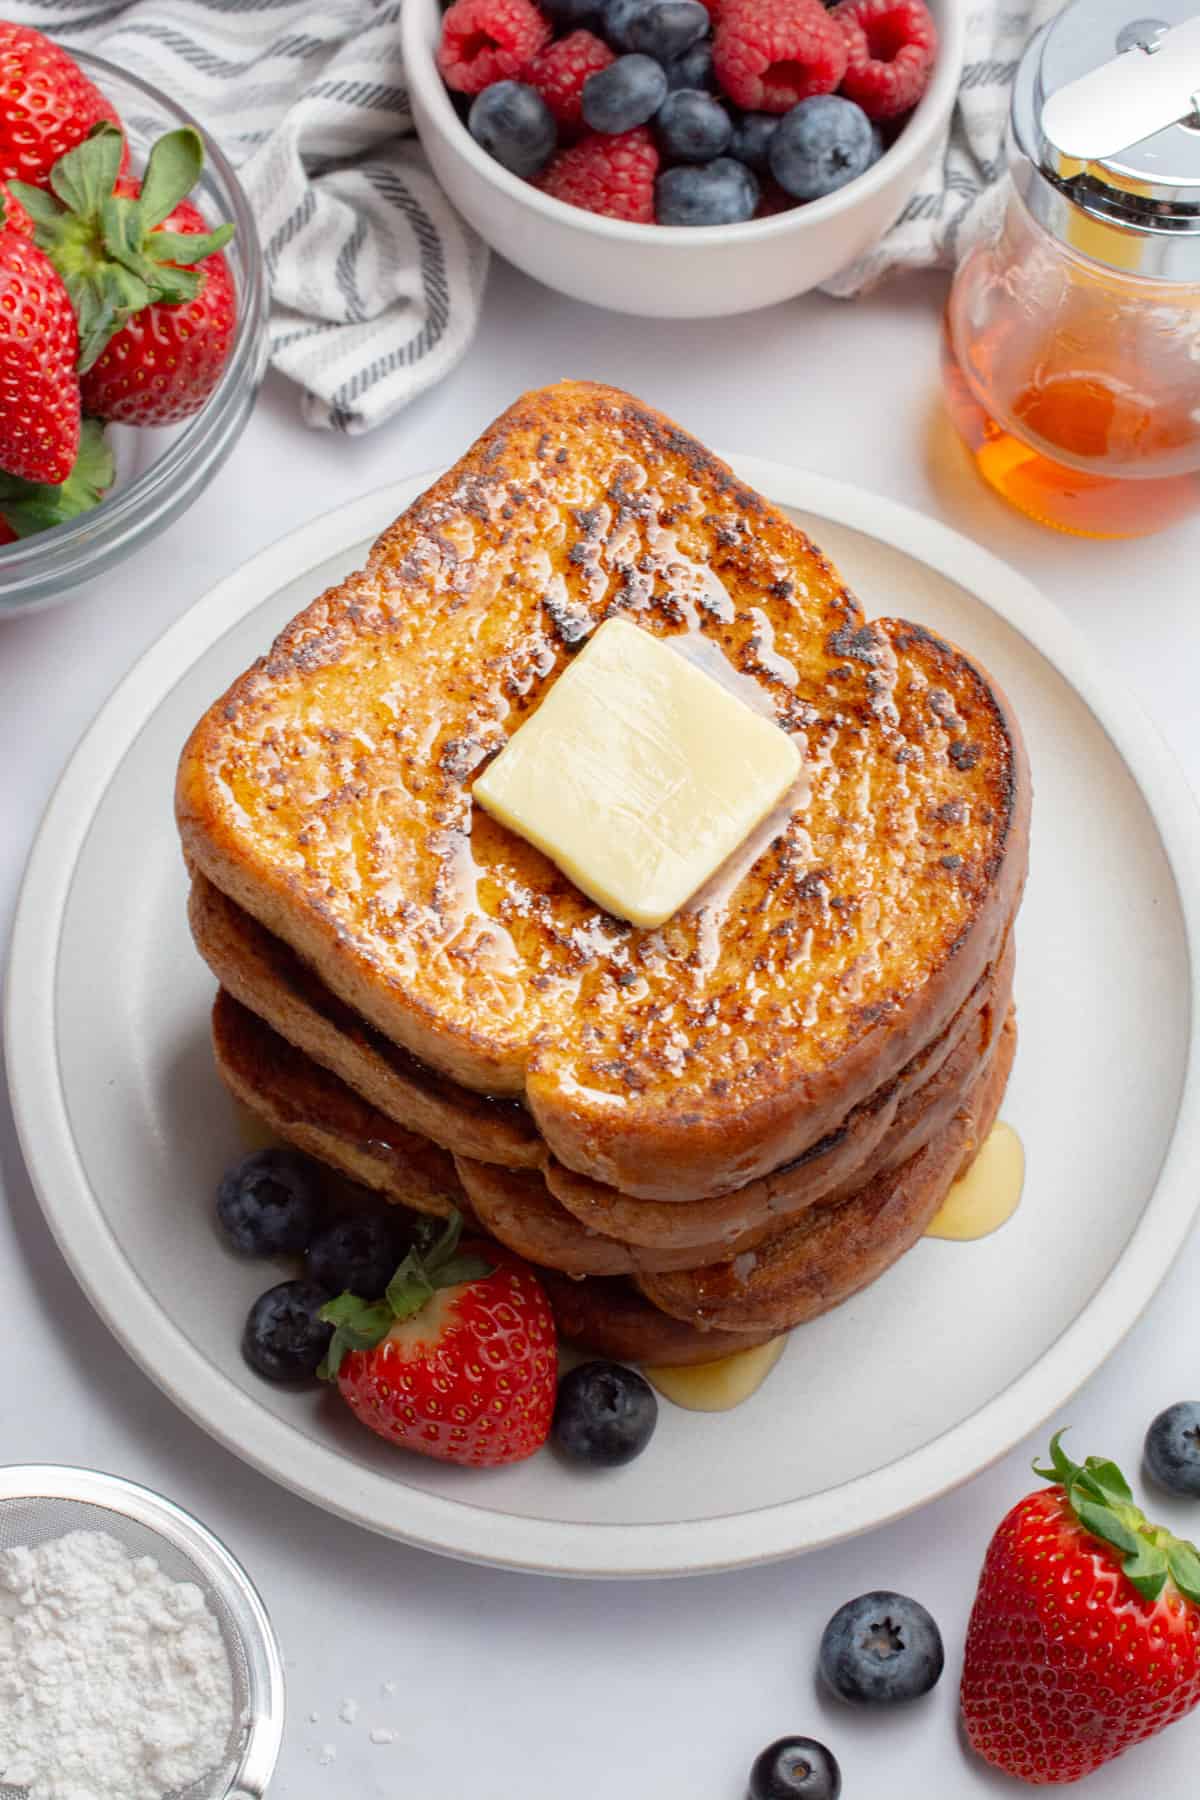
[943,2,1200,538]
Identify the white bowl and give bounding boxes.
[403,0,964,318]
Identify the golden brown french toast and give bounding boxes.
[210,985,1011,1362]
[456,958,1010,1275]
[636,1013,1015,1334]
[539,1274,779,1366]
[178,382,1028,1204]
[545,933,1013,1249]
[191,873,541,1169]
[211,992,465,1218]
[193,869,1010,1249]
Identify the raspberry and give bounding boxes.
[537,127,658,222]
[713,0,847,115]
[527,30,615,130]
[832,0,937,120]
[437,0,551,95]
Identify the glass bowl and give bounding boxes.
[0,1463,285,1799]
[0,52,269,618]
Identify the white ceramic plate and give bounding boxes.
[7,462,1200,1578]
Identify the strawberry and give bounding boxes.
[961,1432,1200,1785]
[320,1213,557,1468]
[0,23,125,188]
[79,191,237,426]
[0,181,33,238]
[12,121,235,424]
[0,229,79,483]
[0,418,113,541]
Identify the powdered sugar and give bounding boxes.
[0,1529,234,1800]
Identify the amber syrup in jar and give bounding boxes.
[942,196,1200,538]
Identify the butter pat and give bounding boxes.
[473,617,802,928]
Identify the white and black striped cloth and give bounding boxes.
[823,0,1064,297]
[14,0,487,432]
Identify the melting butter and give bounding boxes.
[925,1121,1024,1242]
[473,617,802,930]
[645,1335,787,1412]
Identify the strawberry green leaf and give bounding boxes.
[148,223,234,267]
[50,122,125,216]
[6,181,62,225]
[1033,1429,1079,1489]
[0,421,114,538]
[1167,1541,1200,1607]
[1081,1457,1134,1504]
[317,1294,396,1381]
[1074,1500,1141,1559]
[319,1292,370,1327]
[424,1212,464,1274]
[1036,1431,1200,1612]
[430,1253,494,1290]
[1119,1537,1170,1604]
[21,122,233,371]
[138,127,204,229]
[384,1252,435,1321]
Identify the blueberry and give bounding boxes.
[730,110,778,172]
[768,95,880,201]
[1145,1402,1200,1496]
[657,89,731,162]
[656,156,759,225]
[216,1149,322,1257]
[665,40,714,90]
[819,1591,944,1705]
[603,0,656,50]
[627,0,708,61]
[242,1280,333,1382]
[748,1737,842,1800]
[553,1360,658,1466]
[468,81,556,178]
[582,53,668,131]
[306,1214,401,1298]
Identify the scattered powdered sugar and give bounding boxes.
[338,1697,359,1724]
[0,1529,234,1800]
[369,1727,397,1745]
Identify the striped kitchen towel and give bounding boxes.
[15,0,487,432]
[822,0,1066,297]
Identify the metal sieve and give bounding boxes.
[0,1466,285,1800]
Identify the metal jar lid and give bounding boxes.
[1011,1,1200,277]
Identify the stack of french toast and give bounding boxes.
[176,382,1029,1367]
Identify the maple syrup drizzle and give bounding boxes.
[924,1121,1025,1242]
[644,1335,787,1412]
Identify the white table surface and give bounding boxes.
[3,259,1200,1800]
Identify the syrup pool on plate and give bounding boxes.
[644,1336,787,1412]
[924,1122,1025,1242]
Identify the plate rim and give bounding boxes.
[6,459,1199,1579]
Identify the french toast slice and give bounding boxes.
[539,1274,779,1366]
[547,933,1014,1249]
[192,873,541,1169]
[212,993,776,1365]
[211,992,465,1218]
[178,382,1028,1204]
[636,1013,1016,1334]
[455,954,1010,1274]
[193,868,1012,1249]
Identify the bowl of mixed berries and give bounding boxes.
[0,24,267,615]
[403,0,962,316]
